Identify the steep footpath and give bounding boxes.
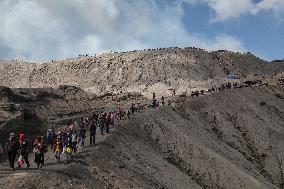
[92,86,284,189]
[0,86,283,189]
[0,85,148,146]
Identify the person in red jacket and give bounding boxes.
[5,133,20,171]
[18,133,30,168]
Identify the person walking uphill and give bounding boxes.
[33,136,46,169]
[106,112,111,134]
[98,113,105,136]
[54,136,63,162]
[18,133,30,168]
[5,133,20,171]
[89,118,96,146]
[79,126,86,149]
[47,128,56,150]
[71,130,78,154]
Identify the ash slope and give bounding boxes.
[0,86,284,189]
[0,85,147,146]
[0,48,283,97]
[94,86,284,189]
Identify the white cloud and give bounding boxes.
[252,0,284,15]
[199,35,246,52]
[0,0,246,61]
[207,0,254,22]
[182,0,284,22]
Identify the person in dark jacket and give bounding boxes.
[47,128,56,150]
[105,112,111,134]
[0,143,4,155]
[127,110,131,119]
[130,104,136,115]
[18,133,30,168]
[79,126,86,149]
[161,96,165,106]
[5,133,20,171]
[89,118,97,146]
[98,113,105,136]
[71,130,78,154]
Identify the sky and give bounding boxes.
[0,0,283,62]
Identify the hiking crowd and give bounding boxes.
[189,79,268,98]
[1,79,271,171]
[2,106,143,171]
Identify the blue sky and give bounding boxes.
[181,1,283,60]
[0,0,283,61]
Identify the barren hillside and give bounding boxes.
[0,86,283,189]
[0,48,283,97]
[0,85,147,146]
[0,48,284,189]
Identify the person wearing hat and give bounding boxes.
[5,133,20,171]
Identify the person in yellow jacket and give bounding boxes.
[53,137,63,162]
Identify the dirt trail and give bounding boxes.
[0,124,117,189]
[0,86,283,189]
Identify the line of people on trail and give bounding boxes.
[189,80,268,98]
[3,106,144,171]
[5,133,46,170]
[45,111,117,164]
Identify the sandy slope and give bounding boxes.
[0,86,282,188]
[89,86,284,189]
[0,48,283,98]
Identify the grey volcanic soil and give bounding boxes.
[1,85,284,189]
[0,85,147,145]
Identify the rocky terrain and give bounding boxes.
[0,85,147,146]
[0,48,284,189]
[0,48,283,97]
[0,85,283,189]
